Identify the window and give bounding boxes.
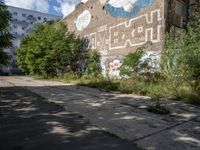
[38,16,41,20]
[13,25,17,29]
[22,13,26,17]
[14,18,17,21]
[13,12,18,16]
[22,26,26,30]
[175,0,187,18]
[44,17,47,21]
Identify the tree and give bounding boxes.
[0,2,13,65]
[17,21,82,77]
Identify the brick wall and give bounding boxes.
[63,0,165,77]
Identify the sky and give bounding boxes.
[0,0,89,17]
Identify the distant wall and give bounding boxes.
[63,0,165,77]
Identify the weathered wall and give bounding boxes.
[63,0,165,77]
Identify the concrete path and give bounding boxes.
[1,76,200,150]
[0,79,138,150]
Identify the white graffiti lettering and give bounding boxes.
[84,9,162,51]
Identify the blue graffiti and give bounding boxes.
[105,0,155,19]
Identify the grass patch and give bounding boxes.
[147,101,170,115]
[33,72,200,106]
[61,73,200,105]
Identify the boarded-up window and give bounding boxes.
[172,0,187,28]
[175,0,187,18]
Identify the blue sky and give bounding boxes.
[0,0,88,17]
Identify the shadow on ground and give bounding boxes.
[0,77,200,150]
[0,86,138,150]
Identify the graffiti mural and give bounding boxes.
[140,51,160,72]
[76,10,91,31]
[104,0,156,19]
[108,59,122,78]
[84,9,162,51]
[69,0,163,78]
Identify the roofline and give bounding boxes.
[64,2,85,19]
[6,5,62,18]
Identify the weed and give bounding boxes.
[147,101,170,115]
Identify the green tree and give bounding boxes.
[0,2,13,65]
[17,21,82,78]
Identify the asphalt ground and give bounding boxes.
[0,85,140,150]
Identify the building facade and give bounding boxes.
[1,5,61,74]
[63,0,199,78]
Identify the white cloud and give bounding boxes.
[56,0,80,17]
[81,0,88,3]
[60,2,75,17]
[33,0,49,13]
[108,0,138,12]
[53,6,60,12]
[4,0,49,13]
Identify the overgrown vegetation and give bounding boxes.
[0,2,13,65]
[160,16,200,104]
[17,10,200,106]
[17,21,102,79]
[17,21,82,78]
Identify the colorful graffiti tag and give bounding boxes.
[109,59,122,78]
[104,0,156,19]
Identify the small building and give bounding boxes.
[63,0,199,78]
[1,5,61,74]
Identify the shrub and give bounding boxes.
[86,49,101,77]
[161,20,200,104]
[120,49,144,77]
[17,22,82,78]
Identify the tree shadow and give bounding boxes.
[0,79,200,150]
[0,86,138,150]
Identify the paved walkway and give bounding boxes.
[0,79,138,150]
[1,76,200,150]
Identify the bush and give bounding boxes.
[120,49,144,77]
[17,22,82,78]
[86,49,101,76]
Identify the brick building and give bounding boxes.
[63,0,199,77]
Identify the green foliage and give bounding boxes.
[17,21,81,78]
[86,49,101,76]
[0,2,13,65]
[79,78,119,91]
[119,78,148,95]
[120,49,144,76]
[160,12,200,104]
[147,101,170,115]
[17,22,102,78]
